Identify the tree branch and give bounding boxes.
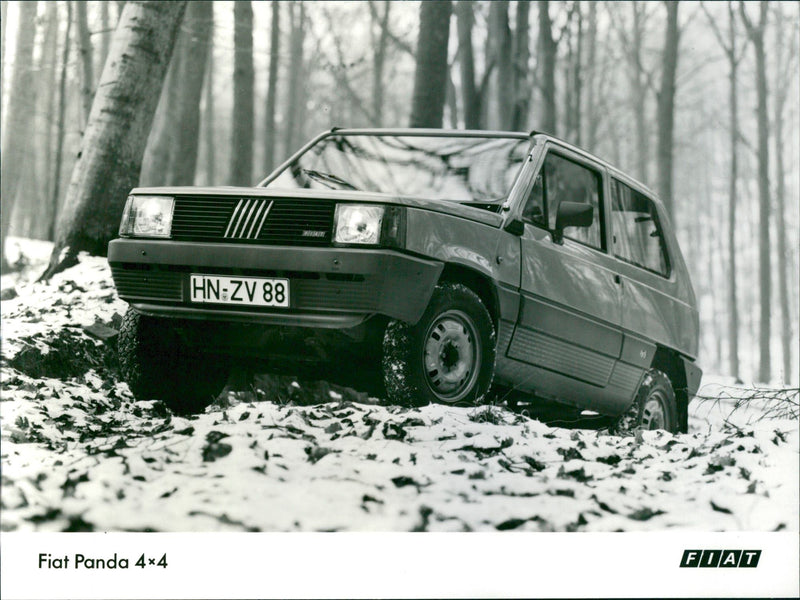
[367,0,415,56]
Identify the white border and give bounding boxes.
[2,531,798,599]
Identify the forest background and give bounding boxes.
[1,0,798,387]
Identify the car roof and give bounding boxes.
[269,127,661,203]
[323,128,659,199]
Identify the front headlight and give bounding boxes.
[119,195,175,238]
[334,204,385,245]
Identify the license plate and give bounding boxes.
[190,275,289,307]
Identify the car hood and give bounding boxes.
[130,186,505,228]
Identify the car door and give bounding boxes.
[505,143,625,408]
[608,177,697,363]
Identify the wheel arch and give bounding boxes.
[650,346,689,433]
[437,263,500,329]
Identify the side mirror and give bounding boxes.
[553,201,593,243]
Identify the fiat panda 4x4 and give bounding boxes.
[108,128,702,432]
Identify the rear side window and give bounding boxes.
[610,179,670,276]
[521,152,604,250]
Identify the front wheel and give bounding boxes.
[118,308,229,414]
[382,282,495,406]
[612,369,678,434]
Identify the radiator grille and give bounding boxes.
[171,196,334,246]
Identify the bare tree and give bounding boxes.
[36,2,61,240]
[140,45,182,186]
[739,0,772,383]
[456,1,481,129]
[410,0,452,128]
[76,1,95,129]
[563,3,584,144]
[169,1,213,185]
[510,1,531,131]
[229,1,254,185]
[47,2,74,242]
[702,0,746,382]
[371,1,391,126]
[1,1,39,271]
[284,2,306,154]
[771,3,798,383]
[537,0,557,134]
[610,1,655,182]
[486,0,512,129]
[1,1,8,132]
[43,1,188,279]
[656,1,680,217]
[203,38,215,184]
[583,1,598,150]
[263,0,280,174]
[100,1,112,74]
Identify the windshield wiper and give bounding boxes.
[302,169,359,191]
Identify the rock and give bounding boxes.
[83,322,119,343]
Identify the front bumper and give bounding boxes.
[108,239,443,327]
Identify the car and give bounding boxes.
[108,128,702,432]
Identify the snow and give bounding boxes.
[1,238,797,532]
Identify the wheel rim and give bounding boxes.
[641,389,667,430]
[422,309,480,402]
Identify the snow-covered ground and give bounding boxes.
[1,238,797,532]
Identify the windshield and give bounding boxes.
[264,133,530,204]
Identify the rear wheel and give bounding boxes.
[382,282,495,406]
[118,308,229,414]
[613,369,678,434]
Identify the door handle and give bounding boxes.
[614,274,622,285]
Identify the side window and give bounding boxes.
[610,179,670,276]
[522,152,604,249]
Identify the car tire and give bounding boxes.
[612,369,678,434]
[118,308,229,414]
[382,282,495,407]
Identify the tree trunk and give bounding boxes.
[168,1,212,186]
[372,1,391,126]
[486,0,511,129]
[409,0,452,128]
[229,0,254,185]
[48,2,73,242]
[76,1,95,129]
[100,1,111,75]
[740,1,771,383]
[284,2,305,156]
[140,45,182,186]
[36,2,61,240]
[572,6,583,145]
[1,0,8,132]
[563,4,583,144]
[584,1,598,150]
[727,13,742,383]
[1,1,39,271]
[456,1,480,129]
[537,0,557,134]
[446,71,459,128]
[630,2,650,183]
[656,1,679,217]
[772,5,794,383]
[510,0,530,131]
[203,39,216,184]
[42,1,188,279]
[263,0,280,174]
